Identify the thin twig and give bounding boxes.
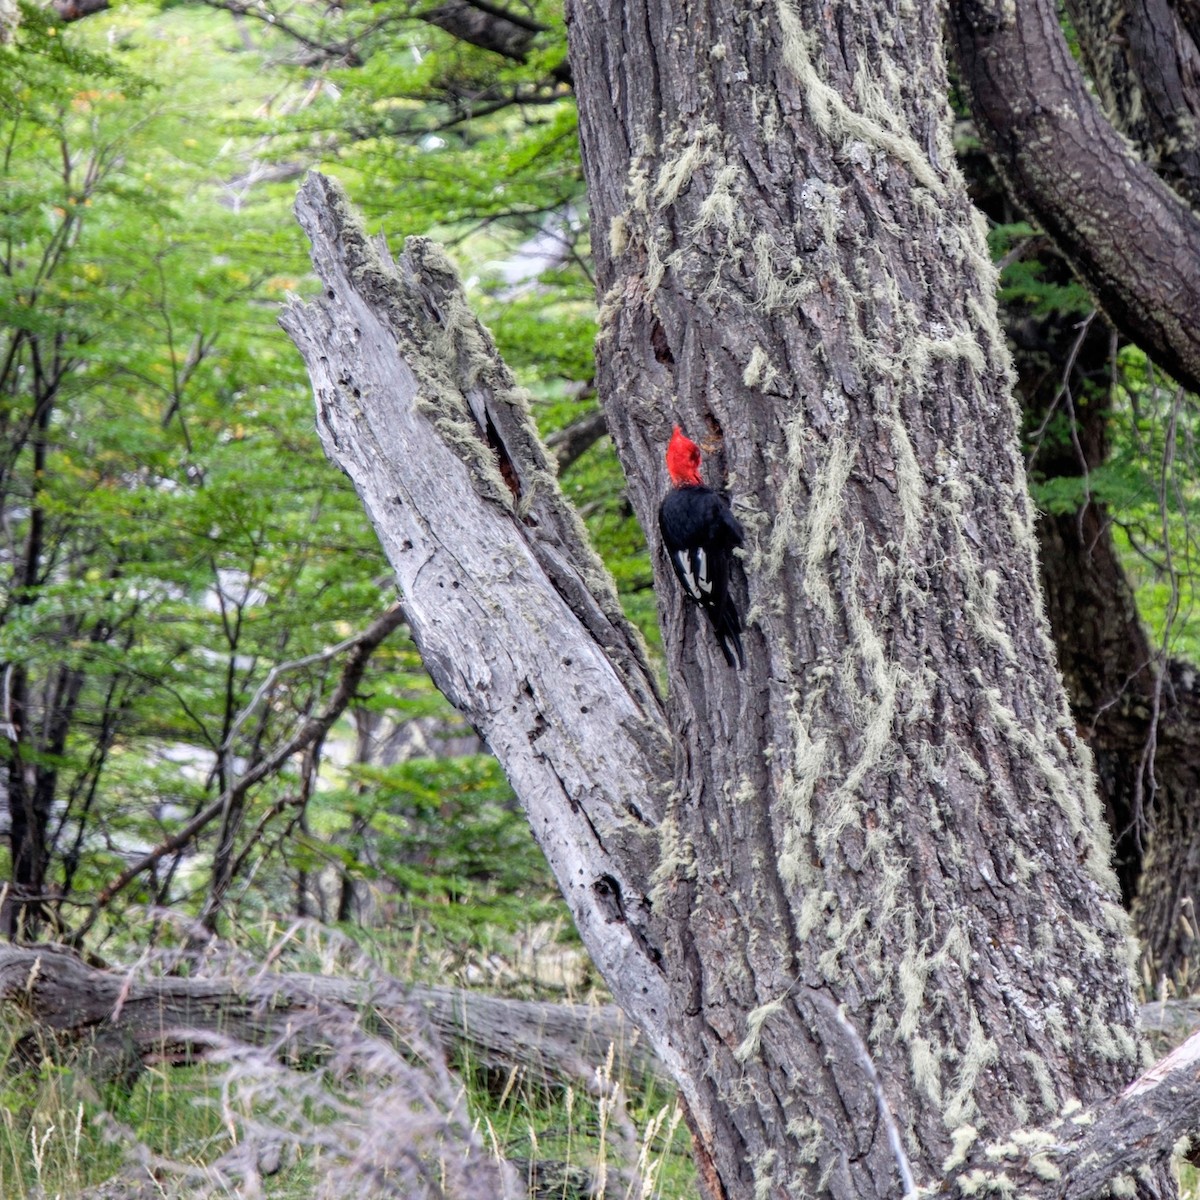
[68,604,406,944]
[803,988,918,1198]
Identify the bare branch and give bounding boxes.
[421,0,546,61]
[545,406,607,473]
[948,0,1200,393]
[0,942,657,1090]
[50,0,110,21]
[68,603,406,943]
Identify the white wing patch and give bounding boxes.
[695,548,713,594]
[673,549,702,600]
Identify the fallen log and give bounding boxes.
[0,944,655,1090]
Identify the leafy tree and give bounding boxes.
[0,3,419,937]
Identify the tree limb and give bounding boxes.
[948,0,1200,393]
[278,170,680,1082]
[1058,1029,1200,1196]
[545,407,607,474]
[0,943,657,1090]
[421,0,546,61]
[49,0,110,21]
[1064,0,1200,210]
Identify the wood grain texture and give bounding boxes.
[0,944,657,1090]
[278,175,685,1083]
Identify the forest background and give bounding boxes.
[2,0,1200,1195]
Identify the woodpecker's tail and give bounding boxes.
[708,599,745,670]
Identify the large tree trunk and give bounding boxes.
[281,0,1200,1180]
[566,0,1170,1192]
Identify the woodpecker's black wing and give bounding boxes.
[658,484,745,668]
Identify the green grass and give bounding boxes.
[1182,1163,1200,1198]
[0,1054,238,1197]
[0,912,698,1199]
[462,1050,695,1200]
[0,1035,696,1199]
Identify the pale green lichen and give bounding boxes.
[785,1115,823,1163]
[817,904,868,978]
[779,431,855,609]
[609,214,629,257]
[943,1011,998,1128]
[942,1123,978,1172]
[751,1148,778,1200]
[750,229,813,311]
[743,344,778,390]
[911,1036,942,1104]
[889,413,926,555]
[649,813,697,908]
[795,886,833,940]
[690,160,743,235]
[652,121,720,207]
[957,1169,1017,1197]
[775,0,944,194]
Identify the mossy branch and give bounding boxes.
[949,0,1200,393]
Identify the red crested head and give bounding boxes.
[666,425,703,486]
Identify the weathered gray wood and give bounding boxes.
[0,944,523,1200]
[277,187,686,1086]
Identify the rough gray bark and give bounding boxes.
[949,0,1200,394]
[279,0,1200,1183]
[563,0,1176,1195]
[278,159,1159,1200]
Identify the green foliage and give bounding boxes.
[1105,350,1200,662]
[989,220,1092,316]
[317,750,562,935]
[0,2,406,929]
[0,0,634,952]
